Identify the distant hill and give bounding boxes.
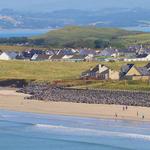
[1,8,150,30]
[33,26,143,48]
[1,26,150,49]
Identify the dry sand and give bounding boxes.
[0,88,150,121]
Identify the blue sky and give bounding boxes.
[0,0,149,12]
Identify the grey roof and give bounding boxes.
[16,53,25,60]
[121,64,134,75]
[50,54,64,60]
[5,52,18,59]
[36,54,50,60]
[137,54,148,58]
[71,55,86,60]
[99,48,118,56]
[118,49,136,53]
[57,49,76,55]
[121,64,150,76]
[137,67,150,76]
[79,49,96,56]
[145,63,150,69]
[82,64,109,76]
[91,65,99,72]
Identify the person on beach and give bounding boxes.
[123,106,125,111]
[126,106,128,110]
[115,113,118,118]
[137,111,139,117]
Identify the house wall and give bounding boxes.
[98,64,108,73]
[0,53,11,60]
[96,72,109,80]
[109,70,119,80]
[126,67,141,76]
[124,57,150,62]
[132,76,150,81]
[146,54,150,60]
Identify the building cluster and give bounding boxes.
[81,63,150,81]
[1,45,150,62]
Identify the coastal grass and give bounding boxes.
[0,45,47,52]
[73,80,150,91]
[0,60,149,90]
[0,61,98,81]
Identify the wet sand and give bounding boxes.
[0,89,150,121]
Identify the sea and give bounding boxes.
[123,26,150,32]
[0,110,150,150]
[0,29,51,38]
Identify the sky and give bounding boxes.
[0,0,149,12]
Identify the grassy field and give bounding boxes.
[121,33,150,45]
[0,60,148,81]
[0,61,98,81]
[0,45,47,52]
[72,80,150,91]
[0,60,149,90]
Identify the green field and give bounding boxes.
[0,45,47,52]
[72,80,150,91]
[0,61,98,81]
[0,60,150,91]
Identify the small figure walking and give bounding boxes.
[115,113,118,118]
[126,106,128,110]
[137,111,139,117]
[123,106,125,111]
[142,115,145,119]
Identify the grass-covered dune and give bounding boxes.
[0,61,97,81]
[0,61,148,81]
[0,60,150,91]
[0,61,147,81]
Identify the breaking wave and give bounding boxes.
[35,124,150,141]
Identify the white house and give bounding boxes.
[62,55,73,61]
[85,54,94,61]
[124,54,150,62]
[31,54,38,61]
[0,52,17,60]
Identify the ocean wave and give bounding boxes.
[35,124,150,141]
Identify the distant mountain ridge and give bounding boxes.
[1,8,150,29]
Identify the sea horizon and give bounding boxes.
[0,109,150,150]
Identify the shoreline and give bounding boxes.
[0,89,150,122]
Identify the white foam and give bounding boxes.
[35,124,150,141]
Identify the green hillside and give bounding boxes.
[121,33,150,45]
[1,26,150,49]
[33,26,143,49]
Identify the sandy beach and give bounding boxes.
[0,88,150,121]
